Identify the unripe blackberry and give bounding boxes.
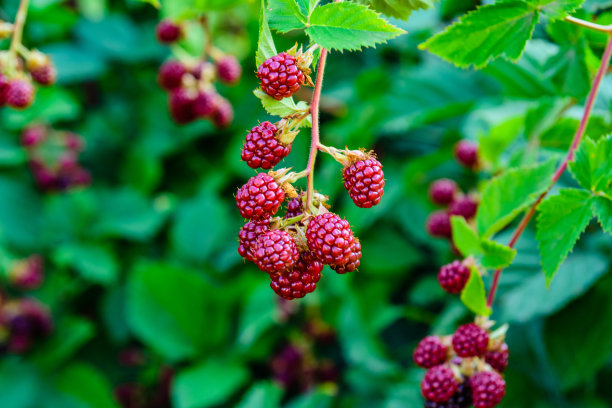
[238,220,270,262]
[449,196,478,220]
[306,212,356,266]
[241,121,292,170]
[421,365,458,403]
[452,323,489,358]
[413,336,448,368]
[470,371,506,408]
[6,78,34,109]
[257,52,305,100]
[285,196,303,219]
[253,230,299,273]
[155,19,183,44]
[0,73,8,106]
[21,125,46,147]
[331,239,361,274]
[236,173,285,221]
[429,179,458,206]
[425,382,472,408]
[193,90,217,117]
[343,157,385,208]
[168,87,196,124]
[158,60,187,90]
[426,211,452,239]
[438,260,470,294]
[212,97,233,128]
[216,55,241,84]
[26,51,57,86]
[485,342,509,373]
[270,252,323,299]
[454,141,479,169]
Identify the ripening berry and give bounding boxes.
[241,121,291,170]
[238,219,270,262]
[26,51,57,86]
[306,212,356,266]
[429,179,458,206]
[285,196,303,219]
[3,298,53,353]
[6,78,34,109]
[253,230,300,273]
[421,365,459,403]
[168,87,196,124]
[212,97,233,128]
[193,90,217,117]
[343,157,385,208]
[155,19,183,44]
[413,336,448,368]
[452,323,489,358]
[449,196,478,220]
[485,342,509,373]
[0,73,8,106]
[235,173,285,221]
[438,260,470,294]
[454,141,479,169]
[427,211,452,239]
[257,52,305,100]
[216,55,241,84]
[270,252,323,299]
[21,125,46,147]
[158,60,187,90]
[8,255,44,290]
[331,239,361,274]
[470,371,506,408]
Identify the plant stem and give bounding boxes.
[565,16,612,33]
[486,35,612,308]
[9,0,29,56]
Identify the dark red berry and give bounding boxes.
[216,55,241,84]
[257,52,305,100]
[425,382,472,408]
[8,255,44,290]
[470,371,506,408]
[427,211,452,239]
[236,173,285,221]
[158,60,187,90]
[285,196,303,219]
[253,230,299,273]
[413,336,448,369]
[241,121,291,170]
[64,132,85,151]
[30,64,56,86]
[212,97,233,128]
[306,212,355,266]
[455,141,479,169]
[6,78,34,109]
[193,90,216,117]
[0,73,8,106]
[438,260,470,294]
[168,87,196,124]
[156,19,183,44]
[343,157,385,208]
[270,252,323,299]
[485,343,509,373]
[238,220,270,262]
[21,125,46,147]
[331,239,361,274]
[452,323,489,358]
[421,365,458,403]
[429,179,458,206]
[449,196,478,220]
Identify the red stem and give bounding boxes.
[486,35,612,308]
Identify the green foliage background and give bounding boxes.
[0,0,611,407]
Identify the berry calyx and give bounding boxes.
[343,156,385,208]
[212,97,233,128]
[413,336,448,369]
[485,342,509,373]
[306,212,356,266]
[454,141,479,169]
[257,52,305,100]
[427,211,452,239]
[470,371,506,408]
[6,78,34,109]
[429,179,458,206]
[253,230,299,273]
[241,121,292,170]
[236,173,285,221]
[270,252,323,299]
[158,60,187,90]
[449,196,478,220]
[421,365,459,403]
[452,323,489,358]
[216,55,242,84]
[155,19,183,44]
[331,239,361,274]
[438,260,471,294]
[238,220,270,262]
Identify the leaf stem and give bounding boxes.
[564,16,612,33]
[9,0,29,56]
[486,35,612,308]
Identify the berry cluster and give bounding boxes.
[21,124,91,191]
[155,18,240,127]
[414,320,508,407]
[0,296,52,354]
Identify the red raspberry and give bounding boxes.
[21,125,46,147]
[257,52,305,100]
[270,252,323,299]
[470,371,506,408]
[158,60,187,90]
[31,64,57,86]
[438,260,470,294]
[285,196,303,219]
[413,336,448,368]
[452,323,489,358]
[454,141,479,169]
[426,211,452,239]
[238,220,270,262]
[425,382,472,408]
[306,213,355,266]
[421,365,458,403]
[64,132,85,152]
[331,239,361,274]
[212,97,233,128]
[168,87,196,124]
[216,55,241,84]
[241,121,291,170]
[0,73,8,106]
[193,90,216,117]
[236,173,285,221]
[343,157,385,208]
[429,179,458,206]
[155,19,183,44]
[485,343,509,373]
[253,230,299,273]
[449,196,478,220]
[6,78,34,109]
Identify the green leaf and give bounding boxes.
[236,382,283,408]
[256,1,278,67]
[569,135,612,196]
[54,364,120,408]
[305,2,405,52]
[253,89,311,121]
[0,176,42,249]
[361,0,437,19]
[536,189,593,286]
[419,1,538,68]
[460,266,491,316]
[592,196,612,234]
[477,116,523,168]
[268,0,307,33]
[480,239,516,269]
[450,216,481,257]
[53,243,118,285]
[30,317,95,370]
[476,159,556,238]
[528,0,586,20]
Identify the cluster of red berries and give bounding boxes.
[155,18,240,127]
[21,124,91,191]
[414,321,508,407]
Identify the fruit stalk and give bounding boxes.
[486,34,612,308]
[565,16,612,33]
[9,0,29,56]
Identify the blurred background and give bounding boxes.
[0,0,612,407]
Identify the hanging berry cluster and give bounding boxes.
[155,18,241,127]
[236,45,385,300]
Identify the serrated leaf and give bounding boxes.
[476,159,556,238]
[305,2,405,52]
[267,0,307,33]
[253,89,311,124]
[528,0,586,20]
[460,266,492,316]
[592,196,612,234]
[536,189,593,286]
[569,135,612,196]
[361,0,437,19]
[256,2,278,67]
[419,1,538,69]
[480,240,516,269]
[451,216,482,257]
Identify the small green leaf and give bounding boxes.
[268,0,307,33]
[480,240,516,269]
[592,196,612,234]
[569,135,612,196]
[305,2,405,52]
[256,2,278,67]
[53,243,119,286]
[460,266,492,316]
[54,364,120,408]
[253,89,311,121]
[361,0,438,19]
[528,0,586,20]
[450,216,482,257]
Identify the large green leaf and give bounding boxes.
[267,0,307,33]
[236,382,283,408]
[569,135,612,196]
[54,364,119,408]
[253,89,310,119]
[361,0,438,19]
[592,196,612,234]
[460,266,491,316]
[53,243,118,285]
[256,1,278,67]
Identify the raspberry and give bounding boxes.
[426,211,452,239]
[306,212,355,266]
[485,342,509,373]
[438,260,470,294]
[0,73,8,106]
[429,179,458,206]
[425,382,472,408]
[421,365,458,403]
[158,60,187,90]
[193,90,217,117]
[470,371,506,408]
[343,157,385,208]
[64,132,85,151]
[216,55,241,84]
[6,78,34,109]
[454,141,479,169]
[236,173,285,221]
[155,19,183,44]
[285,196,303,219]
[331,239,361,274]
[30,64,56,86]
[413,336,448,368]
[212,97,233,128]
[238,220,270,262]
[168,87,196,124]
[452,323,489,358]
[449,196,478,220]
[270,252,323,299]
[241,121,291,170]
[257,52,305,100]
[253,230,299,273]
[21,125,46,147]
